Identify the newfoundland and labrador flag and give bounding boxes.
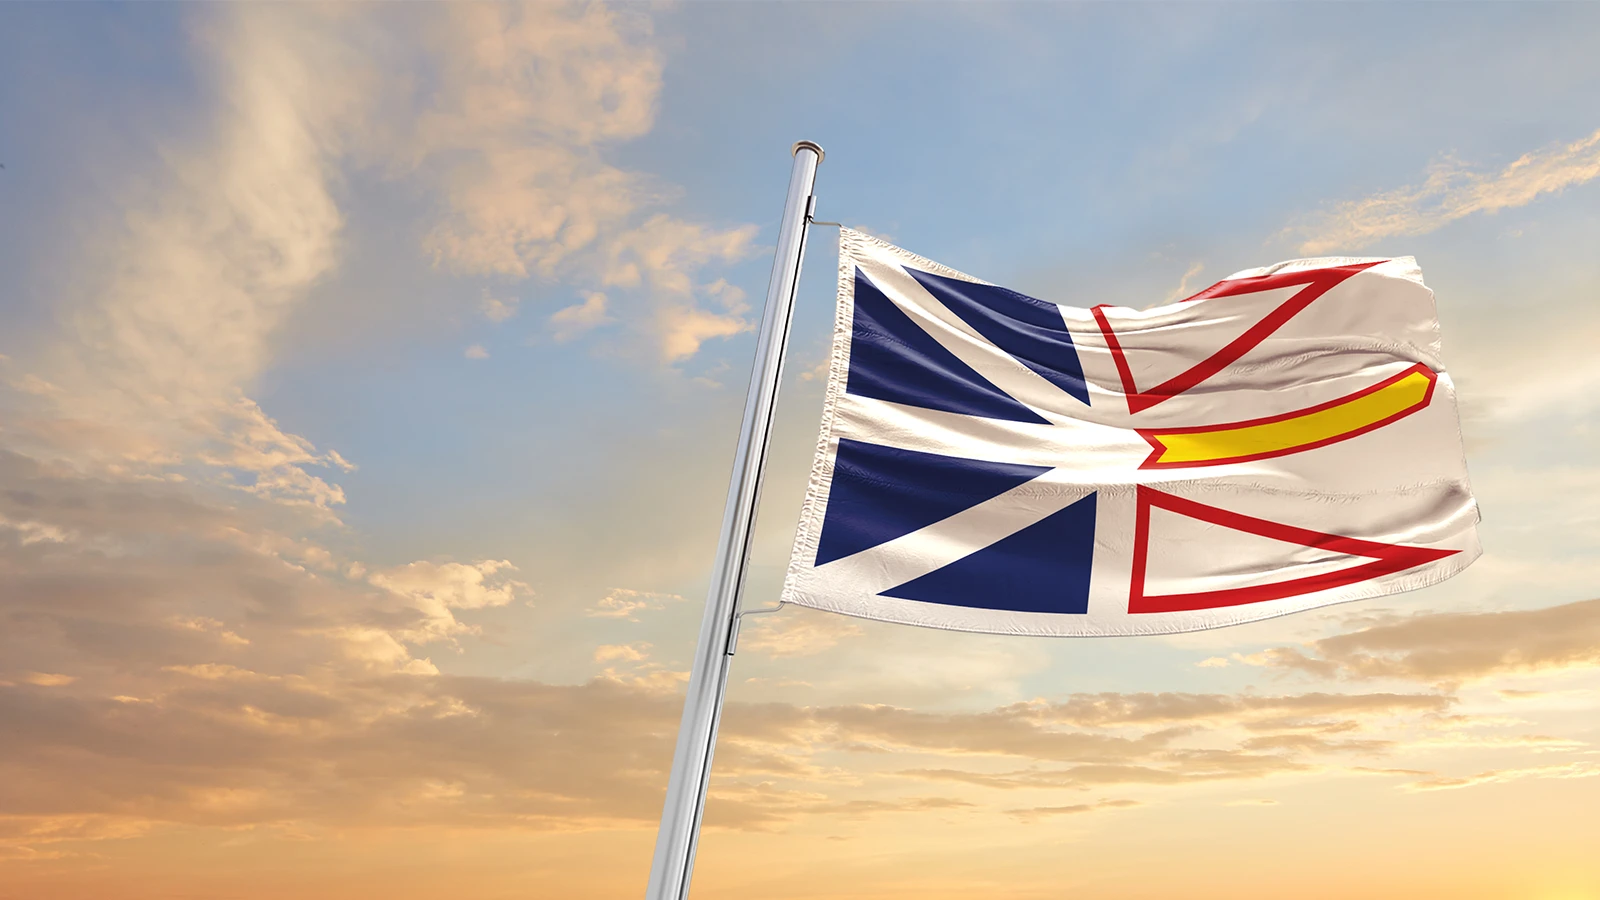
[780,229,1480,636]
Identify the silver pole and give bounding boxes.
[644,141,823,900]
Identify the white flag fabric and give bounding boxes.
[780,229,1480,636]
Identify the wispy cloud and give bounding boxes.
[587,588,683,620]
[1165,262,1206,303]
[479,290,520,323]
[9,5,363,511]
[5,3,758,519]
[739,608,864,658]
[1241,597,1600,685]
[1005,799,1141,822]
[1400,761,1600,793]
[594,643,650,663]
[1286,127,1600,253]
[408,5,758,361]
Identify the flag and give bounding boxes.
[779,229,1480,636]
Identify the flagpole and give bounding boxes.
[644,141,823,900]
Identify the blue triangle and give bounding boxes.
[881,493,1097,614]
[905,267,1091,406]
[846,268,1048,424]
[816,439,1051,566]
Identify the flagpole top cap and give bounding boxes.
[792,141,825,163]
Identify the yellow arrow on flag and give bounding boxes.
[1137,364,1438,468]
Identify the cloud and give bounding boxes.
[1032,691,1453,729]
[796,796,976,821]
[0,675,692,838]
[657,304,752,363]
[5,5,363,511]
[905,755,1314,792]
[463,344,489,360]
[403,4,759,361]
[1286,127,1600,253]
[172,617,250,647]
[0,4,763,863]
[479,291,520,323]
[0,444,716,848]
[586,588,682,620]
[1244,597,1600,684]
[0,514,75,546]
[1165,261,1206,303]
[3,2,761,528]
[372,560,525,611]
[812,704,1181,764]
[1399,761,1600,793]
[594,643,650,663]
[370,560,529,643]
[549,291,613,342]
[739,609,864,658]
[1005,799,1141,822]
[798,354,832,383]
[0,485,1583,869]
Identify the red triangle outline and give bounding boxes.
[1129,486,1457,614]
[1092,261,1385,415]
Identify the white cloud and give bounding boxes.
[371,560,529,643]
[587,588,682,621]
[371,560,527,613]
[549,291,614,342]
[326,625,441,675]
[464,344,490,360]
[1287,127,1600,254]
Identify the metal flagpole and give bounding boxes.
[644,141,824,900]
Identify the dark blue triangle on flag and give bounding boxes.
[845,268,1048,424]
[880,493,1097,614]
[905,267,1091,406]
[815,439,1052,566]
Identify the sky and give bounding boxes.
[1,2,1598,898]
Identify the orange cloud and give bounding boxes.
[1246,597,1600,684]
[1287,127,1600,253]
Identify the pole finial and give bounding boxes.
[792,140,825,163]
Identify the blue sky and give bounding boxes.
[2,4,1599,898]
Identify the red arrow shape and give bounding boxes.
[1093,261,1385,415]
[1129,486,1457,614]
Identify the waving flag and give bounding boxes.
[780,229,1480,636]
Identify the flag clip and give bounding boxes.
[727,602,786,656]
